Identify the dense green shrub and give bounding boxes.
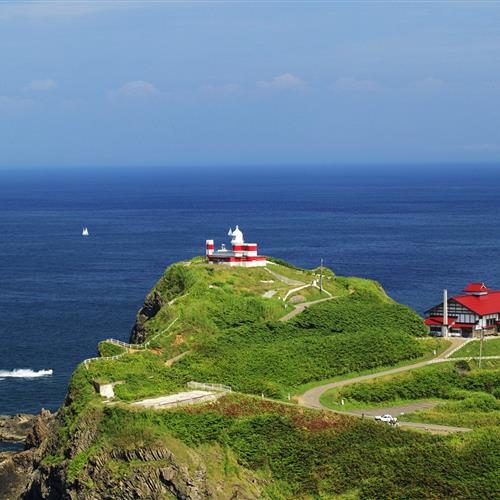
[97,342,126,357]
[170,297,425,397]
[340,364,500,403]
[159,264,196,300]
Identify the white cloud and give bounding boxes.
[333,77,379,92]
[413,77,445,90]
[0,95,33,110]
[109,80,160,98]
[257,73,305,91]
[27,79,56,91]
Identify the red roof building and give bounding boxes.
[425,282,500,337]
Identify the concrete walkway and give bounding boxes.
[130,390,221,409]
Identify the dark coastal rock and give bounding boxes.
[0,449,38,500]
[129,289,164,344]
[25,410,53,450]
[0,414,37,443]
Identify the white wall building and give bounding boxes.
[206,226,267,267]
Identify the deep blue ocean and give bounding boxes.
[1,165,499,416]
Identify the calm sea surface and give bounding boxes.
[0,165,499,415]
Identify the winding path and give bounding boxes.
[280,297,334,322]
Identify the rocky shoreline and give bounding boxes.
[0,414,39,444]
[0,410,54,500]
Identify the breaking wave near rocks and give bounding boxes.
[0,369,53,380]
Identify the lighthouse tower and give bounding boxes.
[205,226,267,267]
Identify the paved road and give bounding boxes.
[346,402,473,433]
[297,338,474,433]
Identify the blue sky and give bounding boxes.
[1,1,499,168]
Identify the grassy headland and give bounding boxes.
[39,257,499,498]
[82,258,427,402]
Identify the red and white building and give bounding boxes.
[206,226,267,268]
[425,282,500,337]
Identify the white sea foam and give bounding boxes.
[0,369,53,379]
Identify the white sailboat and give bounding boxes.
[82,227,89,237]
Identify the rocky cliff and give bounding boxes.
[3,392,260,499]
[129,290,164,344]
[0,410,54,500]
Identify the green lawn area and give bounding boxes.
[450,337,500,358]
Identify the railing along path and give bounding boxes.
[83,317,178,369]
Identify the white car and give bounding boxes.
[375,414,398,425]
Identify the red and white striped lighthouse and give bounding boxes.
[205,226,267,267]
[205,239,214,256]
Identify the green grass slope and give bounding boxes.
[450,338,500,358]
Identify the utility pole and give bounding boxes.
[443,289,449,338]
[319,258,324,293]
[479,330,484,369]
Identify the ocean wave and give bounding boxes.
[0,369,53,379]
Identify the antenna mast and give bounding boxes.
[320,258,324,293]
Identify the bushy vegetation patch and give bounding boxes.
[171,297,426,397]
[98,342,126,357]
[155,264,197,301]
[93,395,500,499]
[404,394,500,428]
[339,363,500,403]
[292,291,426,335]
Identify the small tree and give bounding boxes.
[454,359,471,375]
